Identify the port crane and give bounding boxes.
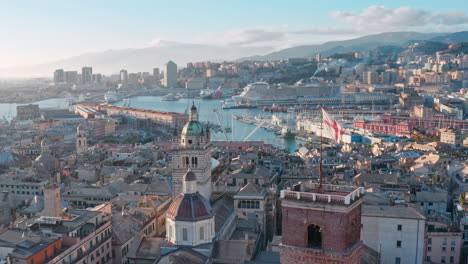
[243,120,267,142]
[213,108,230,141]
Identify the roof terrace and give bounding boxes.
[280,182,364,206]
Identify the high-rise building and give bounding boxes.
[81,66,93,84]
[316,53,322,63]
[54,69,65,83]
[64,71,78,83]
[171,103,212,200]
[163,60,178,88]
[92,73,101,83]
[153,68,160,80]
[363,71,379,84]
[280,183,365,264]
[120,69,128,84]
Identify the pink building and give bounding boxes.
[424,222,462,264]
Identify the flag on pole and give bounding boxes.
[322,108,345,142]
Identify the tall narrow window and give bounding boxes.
[182,228,188,241]
[200,226,204,240]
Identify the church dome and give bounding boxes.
[166,193,213,222]
[181,121,204,136]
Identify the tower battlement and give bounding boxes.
[280,183,364,206]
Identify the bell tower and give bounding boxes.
[280,182,364,264]
[171,103,212,200]
[76,123,87,154]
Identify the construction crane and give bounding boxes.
[244,120,267,142]
[213,108,229,141]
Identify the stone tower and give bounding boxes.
[171,103,212,200]
[280,182,364,264]
[76,123,87,154]
[43,184,61,217]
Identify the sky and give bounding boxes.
[1,0,468,68]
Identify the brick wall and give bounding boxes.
[281,204,362,253]
[280,243,362,264]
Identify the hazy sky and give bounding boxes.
[1,0,468,68]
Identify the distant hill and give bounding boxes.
[443,42,468,54]
[409,41,450,55]
[4,31,468,78]
[238,31,449,61]
[429,31,468,43]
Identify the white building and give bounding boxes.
[185,77,206,89]
[361,204,426,264]
[166,170,215,246]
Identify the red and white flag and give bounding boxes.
[322,108,345,142]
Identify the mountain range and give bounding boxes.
[2,31,468,78]
[237,31,468,61]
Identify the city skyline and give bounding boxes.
[1,0,468,70]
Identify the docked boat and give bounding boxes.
[104,91,123,103]
[232,79,342,106]
[200,89,215,99]
[161,93,180,101]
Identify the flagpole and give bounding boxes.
[318,107,323,193]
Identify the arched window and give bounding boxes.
[307,224,322,248]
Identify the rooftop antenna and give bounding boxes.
[318,108,324,193]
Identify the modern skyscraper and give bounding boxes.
[153,68,160,80]
[53,69,65,83]
[163,61,177,88]
[120,69,128,85]
[81,66,93,84]
[64,71,78,83]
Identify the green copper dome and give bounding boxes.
[182,121,204,136]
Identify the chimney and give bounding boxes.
[43,184,62,217]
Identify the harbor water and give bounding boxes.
[0,96,301,153]
[113,96,301,153]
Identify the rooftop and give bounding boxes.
[362,204,426,220]
[280,182,364,206]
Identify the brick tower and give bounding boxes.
[280,182,364,264]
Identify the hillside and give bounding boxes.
[429,31,468,43]
[410,41,450,55]
[238,32,448,61]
